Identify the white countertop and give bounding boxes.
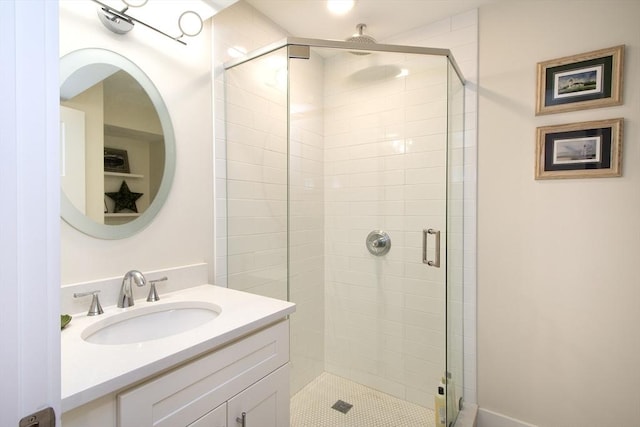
[61,284,296,412]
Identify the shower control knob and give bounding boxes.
[366,230,391,256]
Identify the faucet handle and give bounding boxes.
[147,277,168,302]
[73,290,104,316]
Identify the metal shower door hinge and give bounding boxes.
[288,45,310,59]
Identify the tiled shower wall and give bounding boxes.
[213,0,478,407]
[223,49,327,397]
[224,48,288,302]
[213,2,288,292]
[289,52,326,394]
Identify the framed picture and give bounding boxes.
[103,147,130,173]
[535,118,623,180]
[536,45,624,115]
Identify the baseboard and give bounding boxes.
[477,408,537,427]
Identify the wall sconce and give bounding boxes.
[92,0,204,45]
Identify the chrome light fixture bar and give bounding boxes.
[91,0,204,46]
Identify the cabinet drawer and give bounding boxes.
[118,319,289,427]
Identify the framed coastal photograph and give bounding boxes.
[103,147,130,173]
[536,45,624,115]
[535,118,623,179]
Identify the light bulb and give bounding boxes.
[327,0,355,15]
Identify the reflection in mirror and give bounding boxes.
[60,49,175,239]
[61,69,164,224]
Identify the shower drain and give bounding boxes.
[331,400,353,414]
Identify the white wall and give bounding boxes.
[60,1,214,284]
[478,1,640,426]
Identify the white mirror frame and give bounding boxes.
[60,48,176,239]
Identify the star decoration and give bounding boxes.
[106,181,143,213]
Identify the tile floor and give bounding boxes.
[290,372,435,427]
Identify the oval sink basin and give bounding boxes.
[81,301,221,345]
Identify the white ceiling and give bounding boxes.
[243,0,502,42]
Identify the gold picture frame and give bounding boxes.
[535,118,623,180]
[536,45,624,115]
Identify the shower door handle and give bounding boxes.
[423,228,441,268]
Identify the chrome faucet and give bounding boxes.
[117,270,147,308]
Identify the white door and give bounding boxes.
[0,0,61,425]
[227,365,290,427]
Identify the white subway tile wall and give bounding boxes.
[225,47,289,302]
[213,0,478,409]
[289,51,326,394]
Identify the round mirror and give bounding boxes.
[60,48,175,239]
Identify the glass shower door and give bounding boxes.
[296,45,454,420]
[446,59,465,426]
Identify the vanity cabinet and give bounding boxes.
[62,319,290,427]
[187,365,289,427]
[118,319,290,427]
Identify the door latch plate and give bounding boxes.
[19,407,55,427]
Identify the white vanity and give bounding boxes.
[61,279,295,427]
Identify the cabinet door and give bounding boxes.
[188,403,226,427]
[227,364,290,427]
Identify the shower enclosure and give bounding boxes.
[223,37,464,426]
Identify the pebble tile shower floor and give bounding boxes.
[290,373,435,427]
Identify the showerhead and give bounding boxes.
[347,24,376,44]
[346,24,376,55]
